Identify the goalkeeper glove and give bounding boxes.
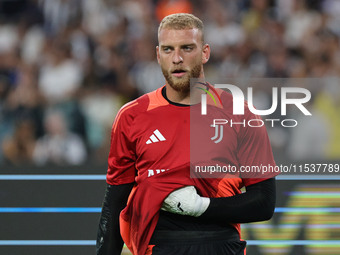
[161,186,210,217]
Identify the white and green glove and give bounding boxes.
[161,186,210,217]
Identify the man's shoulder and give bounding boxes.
[217,88,253,116]
[118,86,168,117]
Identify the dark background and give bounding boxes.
[1,166,339,255]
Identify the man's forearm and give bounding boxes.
[96,183,134,255]
[200,178,276,223]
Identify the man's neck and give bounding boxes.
[165,84,191,105]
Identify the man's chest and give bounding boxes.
[130,108,239,174]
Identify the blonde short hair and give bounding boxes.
[158,13,204,43]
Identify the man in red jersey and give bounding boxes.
[97,13,278,255]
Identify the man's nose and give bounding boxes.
[172,49,183,64]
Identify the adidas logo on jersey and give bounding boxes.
[146,129,166,144]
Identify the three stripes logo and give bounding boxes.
[146,129,166,144]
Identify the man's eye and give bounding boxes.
[183,46,193,51]
[163,47,171,53]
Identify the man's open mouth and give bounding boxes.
[172,69,187,77]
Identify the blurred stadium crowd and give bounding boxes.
[0,0,339,167]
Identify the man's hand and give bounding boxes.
[161,186,210,217]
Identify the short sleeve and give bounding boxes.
[106,104,137,185]
[237,108,279,187]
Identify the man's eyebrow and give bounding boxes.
[160,43,196,48]
[160,45,174,49]
[181,43,196,48]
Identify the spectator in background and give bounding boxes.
[155,0,192,22]
[129,37,165,94]
[33,109,87,165]
[39,0,81,36]
[283,0,322,49]
[265,45,289,77]
[38,39,86,139]
[0,0,339,166]
[38,40,83,103]
[241,0,270,33]
[4,64,44,137]
[0,63,44,165]
[314,83,340,160]
[287,94,330,161]
[2,118,36,165]
[80,0,121,38]
[322,0,340,36]
[90,23,137,99]
[80,86,124,162]
[205,2,245,56]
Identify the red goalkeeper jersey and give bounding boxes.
[106,86,277,255]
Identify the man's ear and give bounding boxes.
[202,44,210,64]
[156,46,161,65]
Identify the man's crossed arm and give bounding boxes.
[162,178,276,223]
